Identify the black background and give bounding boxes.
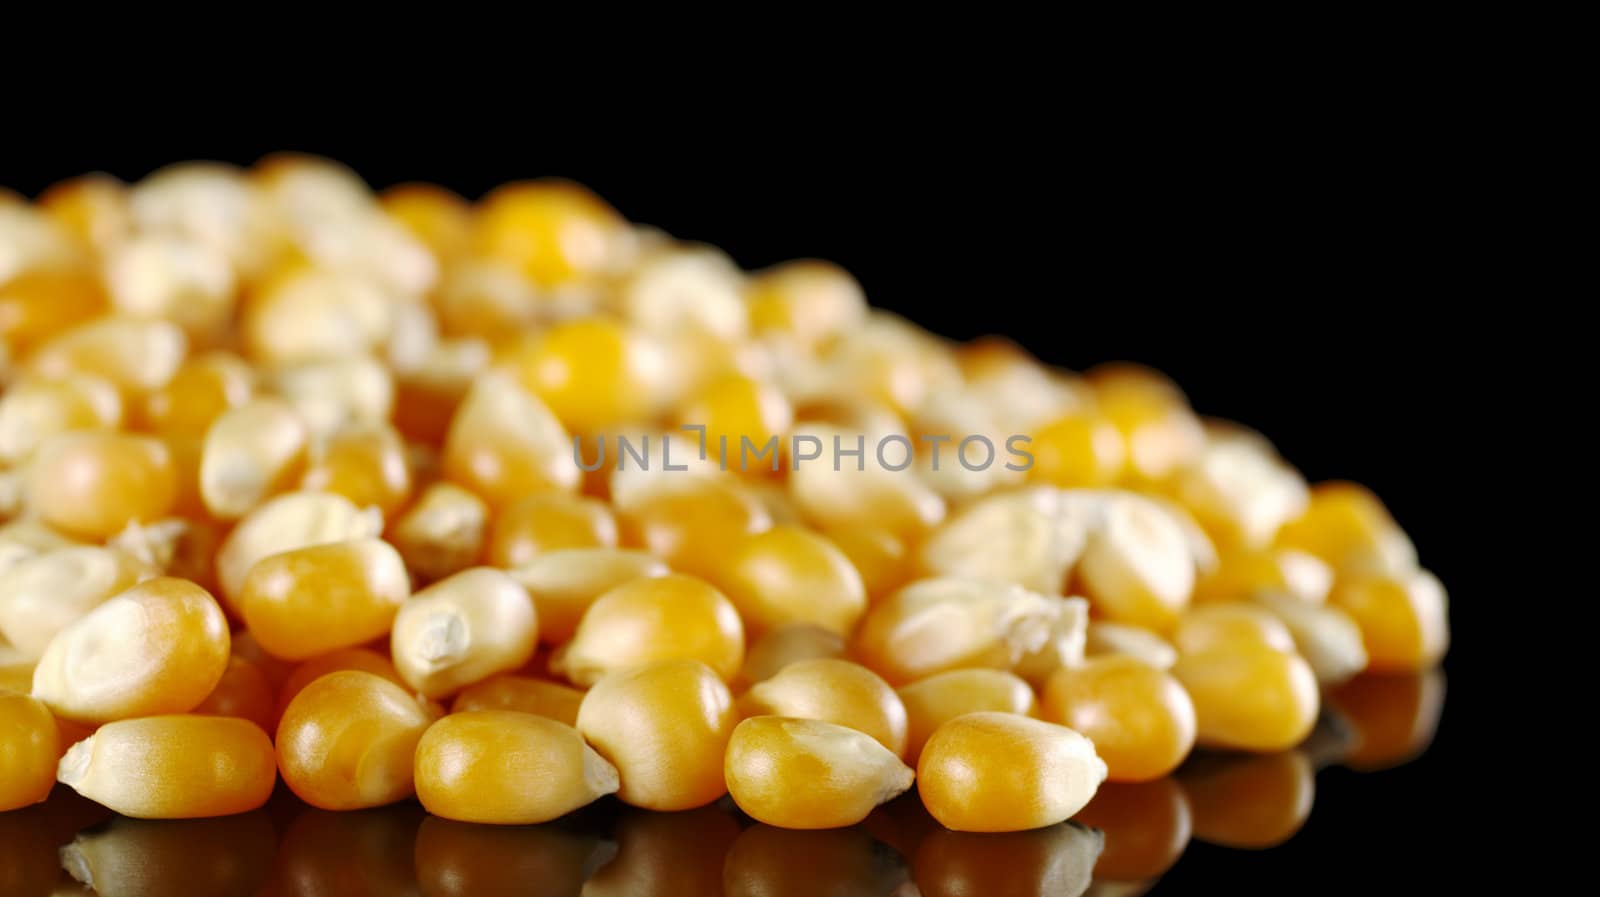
[4,130,1491,893]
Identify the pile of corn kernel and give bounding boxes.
[0,156,1449,834]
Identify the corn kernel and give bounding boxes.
[739,658,908,758]
[824,524,913,602]
[552,573,744,686]
[277,670,436,810]
[130,162,283,277]
[474,179,630,287]
[57,715,276,819]
[896,668,1038,766]
[441,369,578,506]
[1173,430,1308,549]
[1329,670,1446,771]
[239,538,409,660]
[394,337,490,444]
[1255,591,1368,684]
[486,491,617,568]
[1073,778,1192,881]
[102,234,236,344]
[746,259,867,354]
[273,647,408,722]
[1173,603,1297,657]
[0,269,109,359]
[0,373,122,464]
[913,822,1103,897]
[414,710,620,824]
[140,351,254,437]
[616,476,772,580]
[725,824,914,897]
[388,481,489,584]
[1192,544,1334,605]
[26,315,187,395]
[59,812,275,897]
[852,578,1088,685]
[1172,647,1319,753]
[0,691,59,811]
[270,354,397,441]
[192,655,276,733]
[1029,411,1126,488]
[915,487,1087,594]
[1073,492,1195,632]
[242,269,392,365]
[0,546,153,659]
[392,567,539,698]
[1084,621,1178,670]
[725,716,914,830]
[415,816,615,897]
[1276,481,1417,577]
[917,711,1107,833]
[714,525,866,637]
[451,674,586,726]
[1087,363,1205,483]
[506,547,668,645]
[37,173,132,251]
[198,396,308,520]
[26,431,178,539]
[576,659,736,810]
[741,623,848,685]
[676,372,793,468]
[213,490,384,612]
[301,424,413,518]
[787,423,947,541]
[381,182,472,262]
[31,577,231,724]
[1042,655,1197,782]
[1180,751,1314,849]
[1330,568,1449,672]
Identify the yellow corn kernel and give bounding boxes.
[915,487,1087,595]
[786,423,947,542]
[1192,544,1334,605]
[26,431,178,539]
[616,476,772,581]
[394,337,490,444]
[473,179,629,285]
[273,647,407,722]
[270,354,396,440]
[741,623,848,685]
[552,573,744,686]
[852,578,1088,686]
[1329,670,1446,771]
[913,822,1104,897]
[102,233,237,344]
[676,373,794,468]
[37,173,132,251]
[388,481,490,584]
[32,577,231,724]
[130,162,284,277]
[0,269,108,360]
[241,269,392,366]
[824,525,913,602]
[486,492,618,568]
[192,655,276,733]
[59,812,275,897]
[1173,430,1309,549]
[501,317,666,435]
[898,669,1039,764]
[725,825,914,897]
[1042,656,1197,783]
[414,710,620,824]
[198,396,308,520]
[746,259,867,354]
[277,670,436,810]
[1276,481,1417,576]
[739,658,908,758]
[451,674,587,726]
[1074,492,1195,632]
[381,182,472,261]
[1029,411,1126,488]
[441,370,578,506]
[213,490,384,612]
[0,691,59,811]
[0,546,153,659]
[57,715,277,819]
[391,567,539,698]
[229,629,296,694]
[585,806,744,897]
[1255,592,1368,684]
[301,424,413,518]
[820,313,962,416]
[1085,621,1178,671]
[726,716,914,830]
[714,525,866,637]
[917,712,1107,833]
[1073,778,1191,882]
[140,351,254,437]
[576,659,736,810]
[1172,647,1320,753]
[431,259,543,340]
[507,547,668,646]
[1173,603,1298,657]
[1181,751,1314,849]
[415,816,615,897]
[0,373,122,464]
[26,315,187,395]
[1329,568,1449,673]
[239,538,409,660]
[1087,363,1206,484]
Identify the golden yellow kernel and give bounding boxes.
[1173,603,1298,657]
[213,490,384,613]
[441,369,578,507]
[57,715,277,819]
[192,655,276,733]
[451,674,587,726]
[746,259,867,354]
[241,269,392,366]
[823,525,913,603]
[273,647,407,722]
[725,716,914,830]
[26,431,178,539]
[31,577,231,725]
[37,173,132,250]
[0,269,109,358]
[26,315,187,396]
[498,318,666,435]
[1042,655,1197,782]
[141,351,254,437]
[380,182,472,261]
[1073,778,1192,881]
[1255,591,1369,684]
[473,179,630,287]
[616,477,771,580]
[391,567,539,699]
[1193,544,1334,605]
[739,658,908,758]
[199,397,308,520]
[506,547,668,646]
[0,373,123,464]
[301,424,413,518]
[414,710,620,824]
[1172,646,1320,753]
[714,525,867,637]
[1173,430,1309,549]
[0,545,153,659]
[486,492,618,568]
[898,668,1039,764]
[0,691,59,811]
[1085,621,1179,670]
[1029,411,1126,487]
[1181,751,1314,849]
[740,623,848,685]
[1087,363,1206,484]
[431,260,543,341]
[102,233,237,343]
[676,373,794,470]
[270,355,396,441]
[1276,481,1417,576]
[239,538,410,661]
[917,711,1107,833]
[1329,568,1449,673]
[553,573,744,687]
[277,670,436,810]
[577,659,736,810]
